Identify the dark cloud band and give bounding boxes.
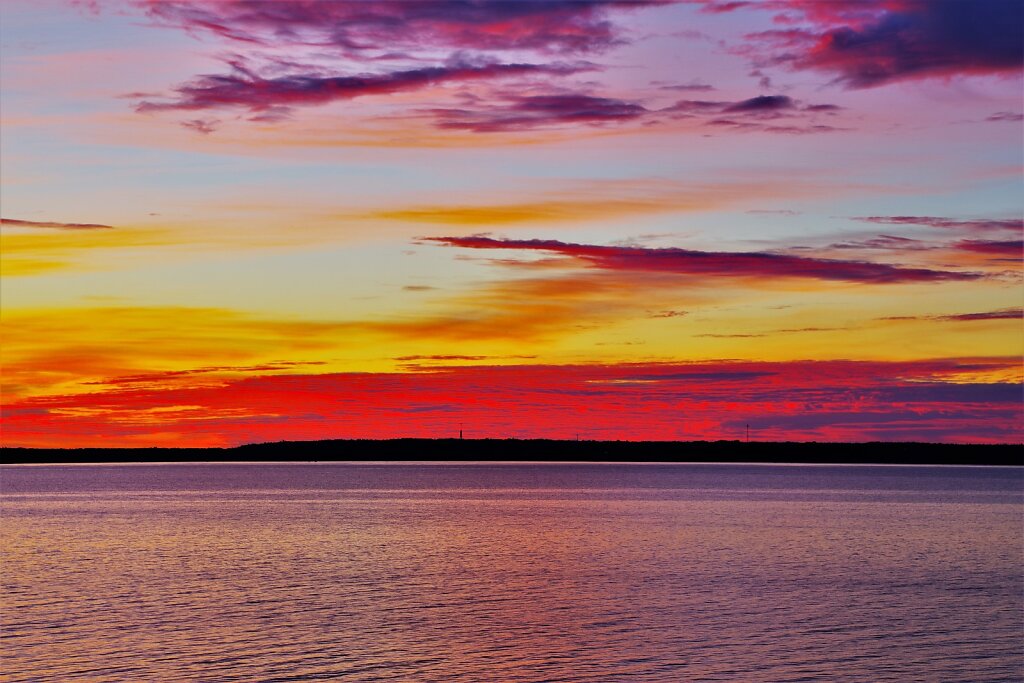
[425,235,981,284]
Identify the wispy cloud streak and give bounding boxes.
[853,216,1023,234]
[136,60,589,116]
[953,240,1022,257]
[2,218,113,230]
[881,308,1023,322]
[427,93,647,132]
[424,236,982,283]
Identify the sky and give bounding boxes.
[1,0,1021,447]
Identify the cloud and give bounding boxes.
[136,60,590,116]
[663,99,728,113]
[0,305,358,397]
[880,308,1022,323]
[128,1,861,138]
[82,361,328,388]
[180,118,219,134]
[128,1,671,135]
[828,234,932,251]
[695,333,764,338]
[1,217,113,230]
[987,111,1024,122]
[4,357,1019,446]
[775,326,848,333]
[394,354,488,362]
[657,80,716,92]
[426,93,647,132]
[728,0,1024,88]
[953,240,1022,257]
[408,88,840,135]
[665,95,835,116]
[937,308,1022,322]
[141,0,665,55]
[662,93,844,133]
[371,178,804,226]
[423,235,982,284]
[394,354,538,362]
[0,227,181,277]
[723,94,794,112]
[620,370,776,382]
[698,2,755,14]
[853,215,1023,234]
[706,120,846,135]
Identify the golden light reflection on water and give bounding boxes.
[1,465,1022,682]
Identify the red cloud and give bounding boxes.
[3,358,1020,446]
[141,1,666,55]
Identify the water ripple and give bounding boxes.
[2,464,1022,682]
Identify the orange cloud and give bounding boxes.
[366,177,837,227]
[0,227,178,276]
[0,306,353,399]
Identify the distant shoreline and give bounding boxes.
[2,439,1021,466]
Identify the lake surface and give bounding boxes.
[2,463,1022,682]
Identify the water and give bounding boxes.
[2,463,1022,682]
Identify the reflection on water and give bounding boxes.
[2,464,1022,682]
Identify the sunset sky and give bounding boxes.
[1,0,1021,446]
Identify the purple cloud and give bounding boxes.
[954,240,1023,257]
[663,93,845,133]
[1,217,113,230]
[142,0,667,55]
[880,308,1023,323]
[180,118,219,134]
[657,80,716,92]
[136,60,590,116]
[728,0,1024,88]
[424,235,983,284]
[986,111,1024,122]
[828,234,932,251]
[724,94,794,112]
[854,216,1023,234]
[427,93,647,132]
[938,308,1022,322]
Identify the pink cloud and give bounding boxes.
[140,0,666,55]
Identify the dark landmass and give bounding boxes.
[2,439,1021,466]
